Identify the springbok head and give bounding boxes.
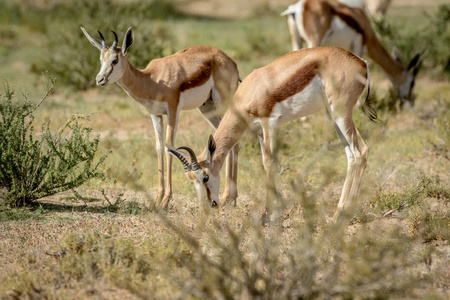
[392,48,425,104]
[81,27,134,86]
[167,135,220,208]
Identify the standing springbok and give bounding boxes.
[168,47,377,222]
[81,27,240,209]
[281,0,422,102]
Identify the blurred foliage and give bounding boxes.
[430,97,450,160]
[250,2,280,18]
[368,176,450,216]
[409,206,450,242]
[0,0,178,90]
[3,186,428,299]
[373,4,450,78]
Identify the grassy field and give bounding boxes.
[1,0,449,298]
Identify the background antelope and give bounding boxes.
[81,27,240,209]
[169,47,377,223]
[340,0,392,19]
[281,0,423,102]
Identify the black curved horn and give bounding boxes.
[111,31,118,50]
[167,147,191,173]
[177,147,200,171]
[98,30,107,48]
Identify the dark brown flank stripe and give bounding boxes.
[265,60,320,114]
[180,62,212,92]
[333,10,365,42]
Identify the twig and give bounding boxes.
[33,77,55,111]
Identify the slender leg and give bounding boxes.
[287,14,304,51]
[330,114,369,221]
[254,124,266,170]
[260,119,279,225]
[161,108,179,209]
[228,143,239,206]
[150,114,165,206]
[302,8,328,48]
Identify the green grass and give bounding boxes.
[0,206,45,222]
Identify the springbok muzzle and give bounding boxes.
[167,146,218,207]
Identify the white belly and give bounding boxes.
[270,76,324,125]
[180,76,214,110]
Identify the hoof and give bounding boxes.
[261,209,271,226]
[155,196,163,207]
[160,195,172,210]
[221,196,237,207]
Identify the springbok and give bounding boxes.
[168,47,378,223]
[81,27,240,209]
[338,0,392,19]
[281,0,422,102]
[365,0,392,19]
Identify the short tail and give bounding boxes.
[361,65,378,122]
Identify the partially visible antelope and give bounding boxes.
[81,27,240,209]
[365,0,392,19]
[281,0,422,102]
[169,47,378,223]
[338,0,392,19]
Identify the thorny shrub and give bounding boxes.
[0,81,108,207]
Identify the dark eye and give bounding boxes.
[112,58,119,65]
[203,175,209,183]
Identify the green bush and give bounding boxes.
[30,0,176,90]
[0,81,108,207]
[373,4,450,77]
[368,176,449,216]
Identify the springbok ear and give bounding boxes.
[206,135,216,164]
[81,27,103,51]
[391,47,402,64]
[122,27,134,56]
[407,53,421,71]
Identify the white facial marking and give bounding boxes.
[96,49,123,86]
[190,168,220,206]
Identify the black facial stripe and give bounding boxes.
[105,65,113,82]
[102,56,116,82]
[206,184,211,203]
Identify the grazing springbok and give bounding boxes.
[81,27,240,209]
[281,0,423,102]
[168,47,378,223]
